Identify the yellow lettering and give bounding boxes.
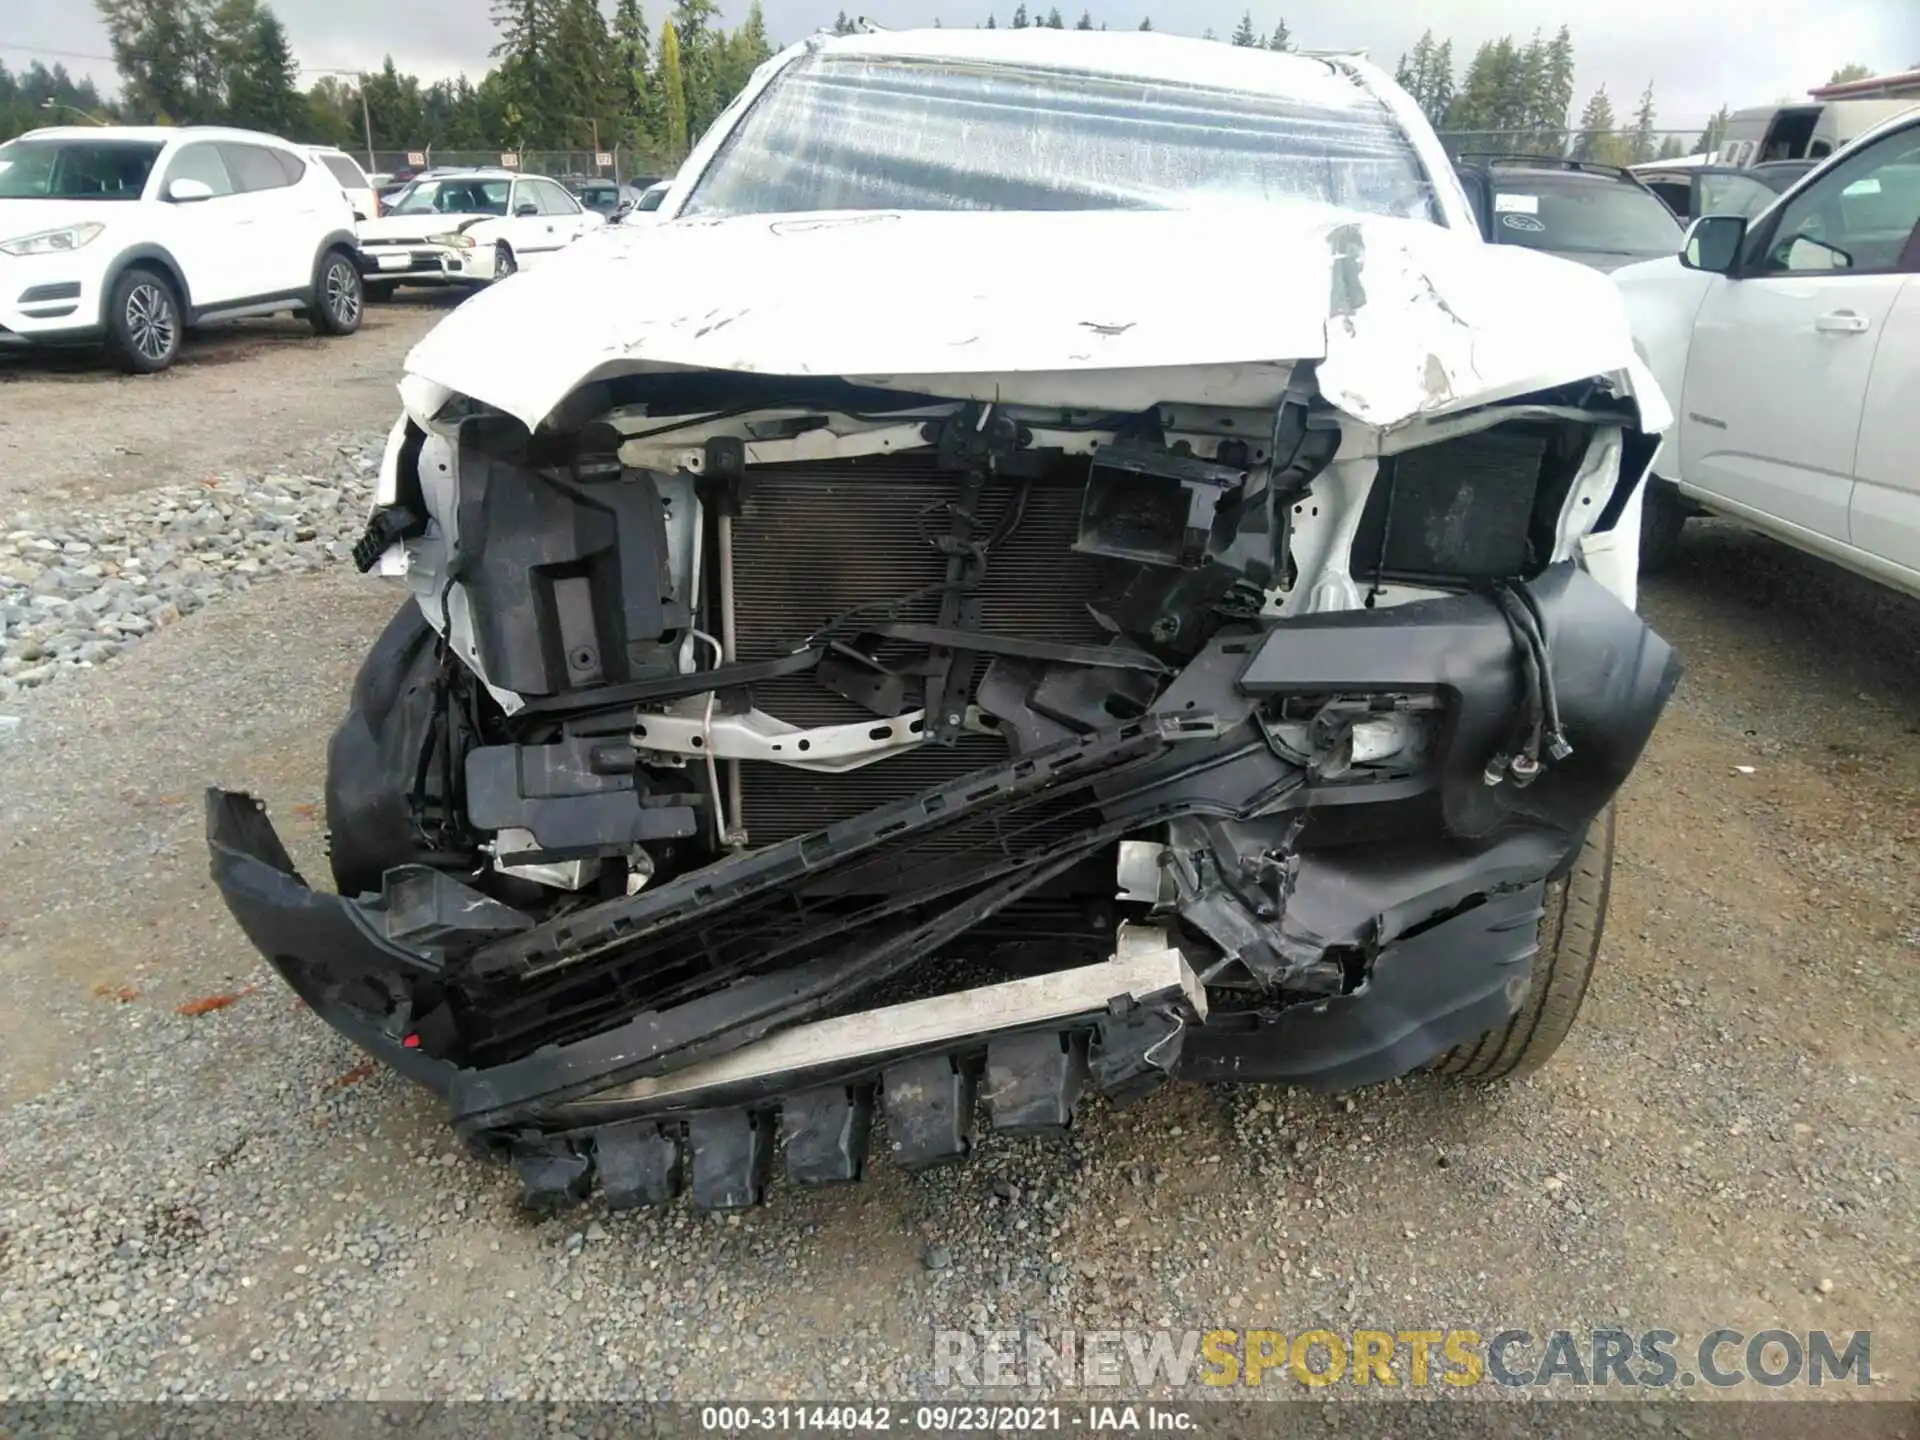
[1200,1329,1240,1387]
[1444,1330,1485,1387]
[1399,1330,1443,1387]
[1353,1330,1397,1386]
[1291,1329,1347,1388]
[1244,1330,1286,1388]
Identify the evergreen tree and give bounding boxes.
[217,2,304,135]
[833,9,854,34]
[984,13,996,26]
[1137,16,1151,29]
[1075,9,1093,28]
[1231,10,1257,46]
[657,18,687,159]
[1627,81,1657,164]
[1655,133,1686,160]
[1010,4,1028,28]
[489,0,551,144]
[1695,103,1731,157]
[1266,19,1289,50]
[612,0,653,150]
[1044,7,1064,28]
[1571,84,1621,163]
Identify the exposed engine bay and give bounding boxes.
[209,365,1678,1210]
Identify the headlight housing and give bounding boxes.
[427,233,475,250]
[0,222,106,258]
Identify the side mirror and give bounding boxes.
[166,178,215,203]
[515,201,539,217]
[1682,214,1746,275]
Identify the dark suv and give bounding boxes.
[1454,155,1685,272]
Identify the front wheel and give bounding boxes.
[310,249,363,336]
[104,267,183,374]
[492,242,517,282]
[1430,807,1614,1081]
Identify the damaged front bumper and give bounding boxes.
[209,562,1676,1208]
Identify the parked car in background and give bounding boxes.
[353,168,604,297]
[209,29,1680,1209]
[1454,155,1684,271]
[623,178,671,222]
[0,124,362,373]
[1633,162,1786,224]
[1615,108,1920,594]
[562,175,650,219]
[307,145,379,221]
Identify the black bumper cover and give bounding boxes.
[208,563,1678,1127]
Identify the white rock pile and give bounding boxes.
[0,441,380,699]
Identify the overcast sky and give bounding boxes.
[8,0,1918,130]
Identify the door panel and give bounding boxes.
[1851,277,1920,573]
[1679,122,1920,543]
[220,143,310,295]
[156,143,257,305]
[1680,273,1901,541]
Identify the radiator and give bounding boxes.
[727,456,1111,846]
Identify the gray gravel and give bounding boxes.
[0,504,1914,1404]
[0,445,378,698]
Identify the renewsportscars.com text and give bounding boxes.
[934,1327,1872,1390]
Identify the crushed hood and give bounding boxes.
[400,206,1667,434]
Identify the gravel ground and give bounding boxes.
[0,298,449,506]
[0,381,1914,1405]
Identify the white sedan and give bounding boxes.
[354,170,602,296]
[1615,107,1920,596]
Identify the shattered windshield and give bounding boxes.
[0,139,164,200]
[1488,174,1684,258]
[682,53,1440,221]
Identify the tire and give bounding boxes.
[1430,806,1614,1081]
[1638,478,1688,576]
[492,241,517,281]
[363,279,397,302]
[104,267,183,374]
[310,248,363,336]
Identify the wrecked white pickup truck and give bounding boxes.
[207,29,1679,1211]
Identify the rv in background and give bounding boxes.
[1716,99,1918,168]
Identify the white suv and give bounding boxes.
[0,125,363,373]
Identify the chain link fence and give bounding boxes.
[1434,128,1712,163]
[359,145,676,185]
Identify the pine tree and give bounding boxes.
[832,9,854,34]
[1044,7,1064,26]
[1628,80,1657,164]
[1075,8,1093,28]
[1267,19,1289,50]
[1655,133,1686,160]
[220,5,303,134]
[1230,10,1257,45]
[657,18,687,159]
[1010,4,1029,27]
[612,0,653,151]
[1137,16,1151,29]
[1571,84,1619,163]
[489,0,551,144]
[1537,26,1574,154]
[1695,103,1731,157]
[984,12,996,26]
